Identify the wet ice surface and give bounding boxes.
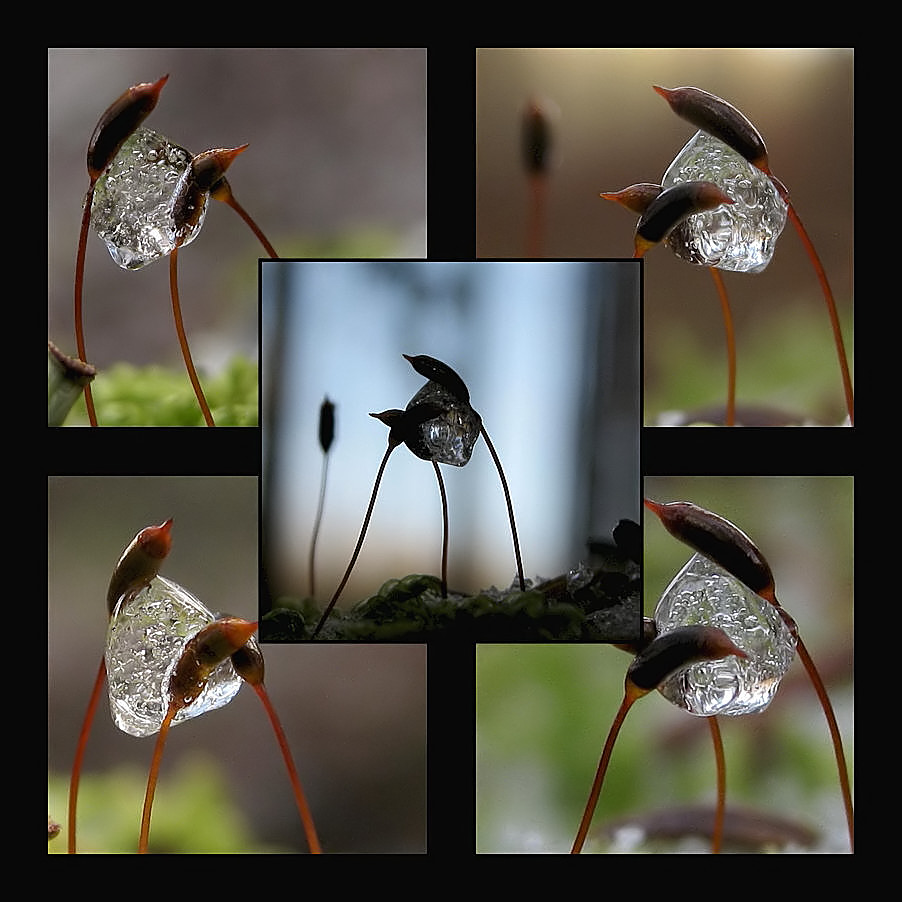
[653,553,796,716]
[662,130,787,273]
[405,381,482,466]
[105,576,244,737]
[90,127,206,270]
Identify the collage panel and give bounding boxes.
[476,48,853,427]
[48,47,426,428]
[259,259,641,643]
[476,475,853,853]
[48,476,426,854]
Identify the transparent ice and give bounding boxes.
[90,127,206,270]
[662,130,787,273]
[406,381,482,467]
[105,576,247,737]
[653,552,796,716]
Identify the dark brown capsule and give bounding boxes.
[653,85,770,173]
[229,636,265,687]
[645,499,777,602]
[634,181,734,257]
[403,354,471,404]
[170,145,248,240]
[167,617,258,711]
[626,624,747,693]
[106,518,174,615]
[522,100,552,175]
[600,183,662,215]
[87,75,169,182]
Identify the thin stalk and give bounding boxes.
[74,184,99,426]
[708,715,726,854]
[308,452,331,598]
[67,656,106,853]
[526,172,547,258]
[250,683,322,853]
[169,245,215,426]
[432,460,449,598]
[783,201,854,424]
[480,427,525,591]
[571,685,640,853]
[708,267,736,427]
[312,444,396,637]
[138,706,177,854]
[794,635,854,851]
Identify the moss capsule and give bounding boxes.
[87,75,169,182]
[634,181,734,257]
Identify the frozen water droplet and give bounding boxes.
[91,127,206,270]
[105,576,246,737]
[405,381,482,466]
[567,562,594,592]
[662,130,787,273]
[653,552,796,716]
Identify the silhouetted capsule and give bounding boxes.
[87,75,169,182]
[370,402,448,458]
[403,354,471,404]
[626,624,748,693]
[653,85,770,173]
[171,145,248,240]
[106,518,174,615]
[634,181,734,258]
[318,397,336,454]
[600,183,662,215]
[167,617,258,711]
[644,499,777,602]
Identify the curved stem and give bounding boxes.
[308,452,331,598]
[432,461,449,598]
[312,444,395,637]
[708,267,736,427]
[784,201,854,424]
[251,683,322,853]
[222,194,279,259]
[169,245,215,426]
[74,184,99,426]
[67,656,106,853]
[138,706,176,854]
[794,635,854,851]
[708,715,726,854]
[479,427,525,591]
[571,687,638,853]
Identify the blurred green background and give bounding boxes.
[476,476,853,853]
[475,48,853,425]
[48,476,426,853]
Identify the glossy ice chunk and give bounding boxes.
[653,552,796,716]
[405,381,482,466]
[662,130,787,273]
[90,127,206,270]
[105,576,246,737]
